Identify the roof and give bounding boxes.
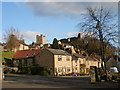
[86,56,94,60]
[13,49,41,59]
[61,43,73,46]
[73,53,85,58]
[86,56,100,62]
[18,40,29,46]
[46,48,71,55]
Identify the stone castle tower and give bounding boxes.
[78,32,82,39]
[36,34,46,45]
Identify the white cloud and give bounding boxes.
[21,31,42,43]
[67,32,78,37]
[21,30,55,44]
[57,32,78,38]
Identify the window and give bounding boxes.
[75,61,77,66]
[58,55,62,61]
[66,56,70,61]
[75,68,78,72]
[67,67,71,72]
[58,67,63,73]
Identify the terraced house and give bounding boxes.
[12,48,101,76]
[36,48,72,76]
[72,53,101,74]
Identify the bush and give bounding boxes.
[20,66,50,76]
[30,66,43,75]
[4,67,10,74]
[21,66,29,74]
[40,71,50,76]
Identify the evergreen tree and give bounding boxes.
[52,38,59,49]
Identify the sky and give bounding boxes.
[1,0,119,45]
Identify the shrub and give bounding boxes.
[4,67,10,74]
[30,66,43,75]
[21,66,29,74]
[21,66,50,76]
[40,71,50,76]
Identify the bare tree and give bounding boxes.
[79,6,118,81]
[3,27,23,52]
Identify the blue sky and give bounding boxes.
[2,2,118,45]
[2,2,81,44]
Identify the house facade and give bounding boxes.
[35,48,72,76]
[106,57,118,71]
[12,49,41,68]
[12,48,101,76]
[13,40,29,52]
[72,53,101,74]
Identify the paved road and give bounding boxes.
[2,74,119,88]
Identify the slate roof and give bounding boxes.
[13,49,41,59]
[46,48,71,55]
[73,53,85,58]
[86,56,100,62]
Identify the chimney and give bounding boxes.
[70,47,76,54]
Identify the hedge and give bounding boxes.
[21,66,50,76]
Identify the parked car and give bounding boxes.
[109,67,118,73]
[108,67,119,81]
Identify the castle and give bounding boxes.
[36,34,46,45]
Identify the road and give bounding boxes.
[2,74,119,88]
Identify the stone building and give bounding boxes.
[72,53,101,74]
[36,34,46,45]
[35,48,72,76]
[12,49,41,68]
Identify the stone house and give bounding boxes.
[35,48,72,76]
[86,56,101,73]
[13,40,29,52]
[3,40,29,52]
[72,53,101,74]
[12,49,41,68]
[72,53,86,74]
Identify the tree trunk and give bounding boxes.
[97,21,108,81]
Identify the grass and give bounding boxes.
[0,52,15,62]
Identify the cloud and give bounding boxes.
[24,2,118,18]
[57,32,78,38]
[21,31,42,43]
[21,30,55,44]
[25,2,86,18]
[2,0,119,2]
[67,32,78,37]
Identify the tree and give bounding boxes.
[84,36,100,55]
[3,27,23,52]
[52,38,60,49]
[84,36,115,57]
[79,7,117,81]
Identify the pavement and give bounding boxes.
[2,74,120,89]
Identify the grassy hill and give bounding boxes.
[0,52,15,62]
